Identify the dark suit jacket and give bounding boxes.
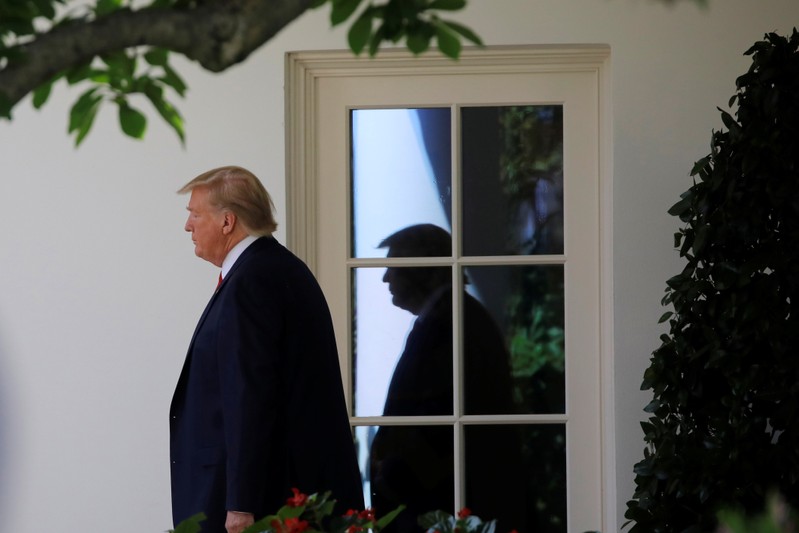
[170,236,363,532]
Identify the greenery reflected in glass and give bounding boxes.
[500,105,564,255]
[462,105,564,256]
[507,265,565,413]
[465,424,566,533]
[466,265,565,414]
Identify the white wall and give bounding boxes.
[0,1,796,531]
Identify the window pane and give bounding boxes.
[460,282,516,415]
[351,108,452,258]
[465,424,566,533]
[358,424,454,530]
[352,266,454,417]
[464,265,565,414]
[461,106,564,256]
[352,267,415,417]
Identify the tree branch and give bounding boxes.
[0,0,316,110]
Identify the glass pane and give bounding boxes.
[461,106,564,256]
[357,424,454,531]
[351,108,452,258]
[352,266,454,417]
[464,265,565,414]
[465,424,566,533]
[460,279,516,415]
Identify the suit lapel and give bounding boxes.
[173,237,275,403]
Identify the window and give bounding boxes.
[286,46,613,532]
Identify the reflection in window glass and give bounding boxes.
[350,108,452,258]
[349,105,569,531]
[465,424,566,533]
[352,268,414,417]
[459,281,515,415]
[462,106,564,256]
[464,265,565,414]
[352,265,454,418]
[356,424,454,531]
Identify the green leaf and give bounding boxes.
[439,19,483,46]
[434,21,461,59]
[667,194,692,217]
[347,9,373,55]
[170,512,206,533]
[95,0,123,16]
[66,63,94,85]
[160,65,188,97]
[719,109,738,132]
[32,0,58,19]
[417,509,454,530]
[244,514,278,533]
[144,47,169,66]
[88,70,111,83]
[406,23,434,54]
[331,0,362,26]
[690,154,711,176]
[0,93,13,119]
[368,25,386,57]
[119,102,147,139]
[376,504,405,529]
[101,51,136,81]
[68,88,101,133]
[145,86,185,144]
[32,80,54,109]
[71,95,103,147]
[643,400,661,414]
[692,224,708,255]
[429,0,467,10]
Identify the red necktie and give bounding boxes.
[216,273,223,290]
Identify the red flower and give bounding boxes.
[272,517,309,533]
[457,508,472,519]
[286,487,308,507]
[358,509,376,521]
[344,509,359,517]
[284,517,309,533]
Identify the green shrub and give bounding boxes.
[625,29,799,532]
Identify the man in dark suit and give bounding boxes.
[170,166,363,533]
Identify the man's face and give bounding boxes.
[383,266,415,312]
[382,265,436,315]
[184,187,227,266]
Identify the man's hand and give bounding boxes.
[225,511,255,533]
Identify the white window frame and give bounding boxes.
[284,45,616,532]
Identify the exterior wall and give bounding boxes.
[0,1,796,531]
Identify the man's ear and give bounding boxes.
[221,211,237,235]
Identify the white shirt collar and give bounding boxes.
[221,235,259,279]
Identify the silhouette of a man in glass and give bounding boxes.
[369,224,524,532]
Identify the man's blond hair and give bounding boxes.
[178,165,278,236]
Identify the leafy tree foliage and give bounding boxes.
[1,0,704,146]
[625,29,799,532]
[0,0,481,145]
